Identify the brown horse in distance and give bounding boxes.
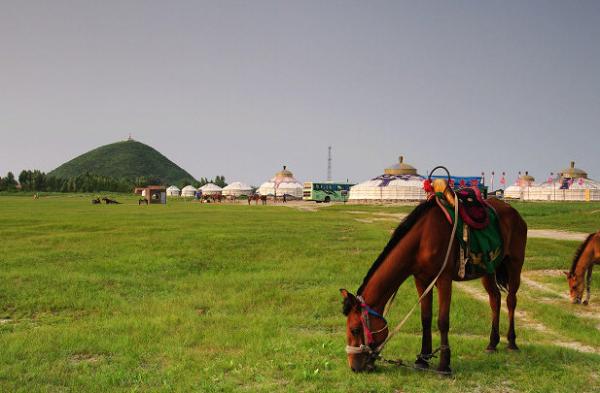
[341,197,527,373]
[564,231,600,305]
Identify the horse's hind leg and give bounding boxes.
[506,261,521,351]
[482,274,501,352]
[414,279,433,369]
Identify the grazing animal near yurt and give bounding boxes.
[564,231,600,305]
[102,197,121,204]
[91,197,101,204]
[138,198,148,205]
[340,183,527,374]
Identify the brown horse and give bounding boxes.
[564,231,600,305]
[340,197,527,373]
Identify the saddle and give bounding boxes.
[429,179,489,230]
[426,178,501,279]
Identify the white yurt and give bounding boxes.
[258,166,303,198]
[166,185,180,197]
[504,171,536,200]
[348,156,426,202]
[222,181,252,197]
[200,183,223,194]
[505,162,600,201]
[181,185,198,197]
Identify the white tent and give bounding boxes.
[200,183,223,194]
[166,185,180,196]
[505,162,600,201]
[348,156,426,202]
[222,181,252,197]
[181,185,198,197]
[258,166,303,198]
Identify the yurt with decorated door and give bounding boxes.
[348,156,426,202]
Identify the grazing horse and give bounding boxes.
[247,194,265,205]
[102,197,121,204]
[340,197,527,373]
[138,198,148,205]
[91,197,101,204]
[564,231,600,305]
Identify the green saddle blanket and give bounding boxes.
[443,202,503,274]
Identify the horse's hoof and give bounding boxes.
[436,366,452,376]
[582,301,589,306]
[414,360,429,370]
[507,344,520,351]
[485,347,497,353]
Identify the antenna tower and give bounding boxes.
[327,146,332,181]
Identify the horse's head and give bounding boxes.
[340,289,388,372]
[563,271,584,304]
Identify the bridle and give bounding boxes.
[344,296,388,359]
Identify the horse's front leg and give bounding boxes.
[414,278,433,369]
[584,265,593,305]
[482,274,501,351]
[436,278,452,374]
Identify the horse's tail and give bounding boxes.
[495,257,509,292]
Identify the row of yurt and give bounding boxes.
[348,156,427,202]
[504,162,600,201]
[257,166,303,198]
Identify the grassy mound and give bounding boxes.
[49,139,196,185]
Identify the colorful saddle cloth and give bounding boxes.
[435,189,503,275]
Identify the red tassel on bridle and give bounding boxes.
[423,179,433,193]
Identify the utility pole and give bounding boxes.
[327,146,332,182]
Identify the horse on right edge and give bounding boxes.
[564,231,600,305]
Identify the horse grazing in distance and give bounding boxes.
[564,231,600,305]
[102,197,121,205]
[340,195,527,374]
[91,197,101,204]
[138,198,148,205]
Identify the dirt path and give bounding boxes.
[455,282,600,354]
[527,229,589,241]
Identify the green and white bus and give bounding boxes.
[303,182,354,203]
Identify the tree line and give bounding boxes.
[0,170,227,193]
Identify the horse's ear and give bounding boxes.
[562,271,570,277]
[340,289,357,315]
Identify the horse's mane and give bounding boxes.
[357,199,436,295]
[570,233,596,275]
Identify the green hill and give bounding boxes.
[49,139,196,185]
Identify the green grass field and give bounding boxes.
[0,195,599,392]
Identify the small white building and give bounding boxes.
[181,185,198,198]
[199,183,223,194]
[222,181,252,197]
[166,185,181,197]
[258,166,303,198]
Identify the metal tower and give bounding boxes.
[327,146,332,181]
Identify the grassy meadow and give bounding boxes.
[0,195,599,392]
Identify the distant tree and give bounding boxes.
[0,172,18,191]
[214,175,227,188]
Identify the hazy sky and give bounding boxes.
[1,1,599,185]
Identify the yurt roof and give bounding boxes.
[181,185,197,191]
[275,165,294,178]
[200,183,223,191]
[223,181,252,190]
[167,185,180,191]
[384,156,418,176]
[560,161,588,179]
